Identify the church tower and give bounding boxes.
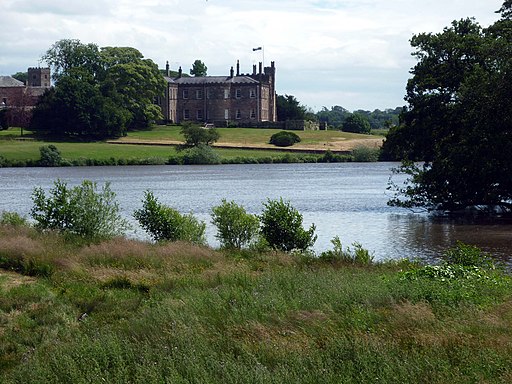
[27,67,51,87]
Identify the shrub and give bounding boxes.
[444,241,494,268]
[259,198,317,252]
[211,199,260,249]
[181,144,221,165]
[30,179,128,241]
[269,131,301,147]
[0,211,28,227]
[352,145,379,162]
[38,144,62,167]
[319,236,374,264]
[134,190,206,244]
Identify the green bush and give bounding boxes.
[134,190,206,244]
[444,241,494,267]
[38,144,62,167]
[319,236,374,264]
[181,144,221,165]
[0,211,28,227]
[352,145,379,162]
[30,179,128,241]
[259,198,317,252]
[269,131,301,147]
[211,199,260,249]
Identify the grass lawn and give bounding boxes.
[1,224,512,383]
[125,125,380,147]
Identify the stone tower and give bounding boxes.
[27,67,51,87]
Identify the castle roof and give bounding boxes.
[0,76,24,87]
[165,75,259,85]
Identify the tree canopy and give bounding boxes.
[276,94,307,121]
[190,59,207,77]
[342,113,371,134]
[383,2,512,213]
[31,39,165,139]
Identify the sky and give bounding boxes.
[0,0,504,111]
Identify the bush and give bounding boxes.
[30,179,128,241]
[0,211,28,227]
[444,241,494,268]
[352,145,379,162]
[211,199,260,249]
[319,236,374,264]
[259,198,317,252]
[181,144,221,165]
[38,144,62,167]
[269,131,301,147]
[134,191,206,244]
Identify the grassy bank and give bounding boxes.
[0,126,381,166]
[1,224,512,383]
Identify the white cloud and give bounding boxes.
[0,0,504,110]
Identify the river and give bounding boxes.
[0,163,510,262]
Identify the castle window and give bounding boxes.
[183,89,189,99]
[250,89,256,98]
[196,90,203,99]
[184,109,190,119]
[236,110,241,119]
[235,89,242,99]
[250,109,256,119]
[224,89,230,99]
[197,110,204,120]
[2,98,7,106]
[224,109,229,119]
[44,75,48,79]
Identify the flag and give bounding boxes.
[252,47,262,51]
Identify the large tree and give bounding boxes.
[31,39,165,138]
[276,94,307,121]
[384,3,512,213]
[190,59,207,77]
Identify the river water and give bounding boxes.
[0,163,510,262]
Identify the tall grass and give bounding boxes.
[1,225,512,383]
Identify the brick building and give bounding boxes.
[0,68,51,127]
[158,60,276,125]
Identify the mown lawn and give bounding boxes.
[1,224,512,383]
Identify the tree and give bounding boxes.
[11,72,27,84]
[384,3,512,213]
[269,131,301,147]
[259,198,317,252]
[134,191,206,244]
[211,200,260,249]
[31,39,165,138]
[31,180,128,241]
[276,94,307,121]
[190,59,207,77]
[38,145,62,167]
[342,113,371,134]
[180,122,220,147]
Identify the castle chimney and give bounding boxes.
[178,66,182,78]
[230,66,234,78]
[258,62,262,75]
[166,61,170,77]
[236,60,240,76]
[253,64,257,75]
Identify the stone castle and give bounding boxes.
[158,60,277,125]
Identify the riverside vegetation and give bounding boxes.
[1,181,512,383]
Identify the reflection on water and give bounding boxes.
[0,163,510,262]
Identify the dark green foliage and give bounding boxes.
[384,10,512,212]
[134,190,206,244]
[181,145,221,165]
[351,145,379,162]
[342,113,371,134]
[30,179,128,240]
[190,59,208,77]
[38,145,62,167]
[269,131,301,147]
[317,106,401,130]
[319,236,374,264]
[11,71,28,84]
[444,241,495,268]
[211,199,260,249]
[259,198,317,252]
[31,39,165,139]
[180,122,220,147]
[276,94,307,121]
